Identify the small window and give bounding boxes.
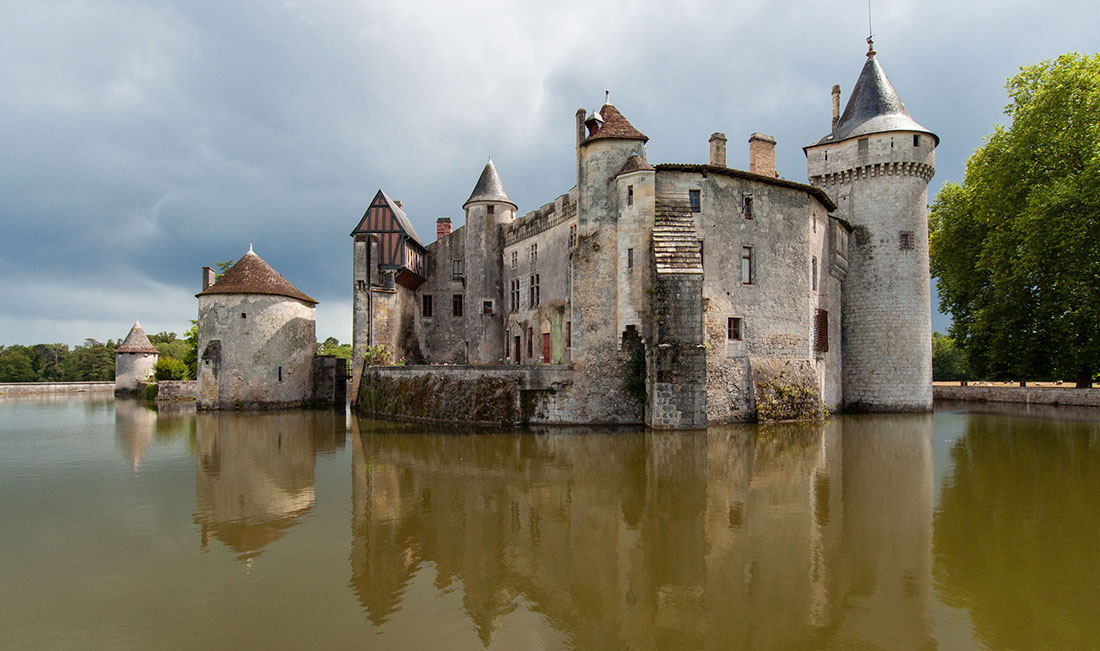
[627,185,634,206]
[241,313,247,319]
[569,223,577,248]
[689,189,701,212]
[527,327,533,358]
[913,134,921,147]
[452,294,464,317]
[743,194,753,219]
[627,248,634,269]
[858,138,869,151]
[814,309,829,353]
[530,242,538,264]
[452,259,464,280]
[511,251,518,269]
[727,317,742,341]
[741,246,754,284]
[529,274,540,307]
[812,256,818,291]
[899,231,915,251]
[487,204,495,215]
[278,366,283,382]
[510,279,520,312]
[482,300,494,315]
[566,321,572,348]
[423,294,433,317]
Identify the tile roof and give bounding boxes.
[195,248,318,305]
[582,104,648,145]
[654,163,837,212]
[116,321,159,354]
[616,151,655,176]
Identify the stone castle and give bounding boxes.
[352,40,937,429]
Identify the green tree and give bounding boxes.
[318,336,352,359]
[154,357,188,381]
[930,53,1100,386]
[0,346,37,382]
[932,332,970,382]
[62,339,116,381]
[214,260,235,280]
[183,321,198,379]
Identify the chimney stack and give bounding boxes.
[748,133,777,177]
[831,85,841,131]
[436,217,452,239]
[709,132,727,167]
[202,266,216,290]
[576,108,587,147]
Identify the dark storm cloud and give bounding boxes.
[2,0,1097,344]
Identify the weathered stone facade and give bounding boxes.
[353,46,935,427]
[114,321,158,396]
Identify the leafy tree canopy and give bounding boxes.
[932,332,970,382]
[930,53,1100,386]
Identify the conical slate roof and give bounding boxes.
[195,247,318,305]
[463,159,517,209]
[813,48,937,146]
[583,103,648,144]
[116,320,159,354]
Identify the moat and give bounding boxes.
[2,395,1098,649]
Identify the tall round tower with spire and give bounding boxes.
[805,39,937,411]
[462,158,516,362]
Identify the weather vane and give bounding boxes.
[866,0,875,55]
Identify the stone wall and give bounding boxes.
[157,380,197,401]
[648,273,706,429]
[415,227,468,363]
[934,385,1100,408]
[357,365,574,425]
[0,382,115,395]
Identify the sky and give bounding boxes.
[2,0,1098,347]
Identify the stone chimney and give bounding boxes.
[832,85,841,131]
[576,108,587,147]
[709,132,727,167]
[436,217,452,239]
[748,133,776,177]
[202,266,215,290]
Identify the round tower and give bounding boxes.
[114,320,159,395]
[461,159,516,362]
[195,246,319,409]
[805,40,937,411]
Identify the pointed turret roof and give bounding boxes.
[616,150,655,176]
[463,159,517,209]
[116,320,159,354]
[582,103,648,145]
[812,43,937,146]
[195,247,318,305]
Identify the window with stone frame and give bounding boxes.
[566,321,572,348]
[452,259,464,280]
[814,309,829,353]
[569,223,577,248]
[452,294,463,317]
[727,317,742,341]
[510,279,520,312]
[742,194,753,219]
[422,294,433,318]
[482,300,494,315]
[812,256,818,291]
[511,250,518,269]
[627,248,634,269]
[741,246,754,284]
[899,230,915,251]
[529,274,540,307]
[627,185,634,206]
[689,189,701,212]
[530,242,538,265]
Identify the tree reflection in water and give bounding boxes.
[935,412,1100,649]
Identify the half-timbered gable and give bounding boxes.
[351,189,427,289]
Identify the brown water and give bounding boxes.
[1,396,1098,649]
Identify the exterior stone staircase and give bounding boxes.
[653,193,703,274]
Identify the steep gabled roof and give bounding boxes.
[463,159,517,209]
[811,47,937,147]
[195,247,318,305]
[116,320,159,354]
[582,103,648,145]
[351,189,424,248]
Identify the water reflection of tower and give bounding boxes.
[114,399,158,472]
[194,411,344,562]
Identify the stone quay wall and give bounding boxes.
[357,365,574,425]
[934,385,1100,408]
[0,382,115,395]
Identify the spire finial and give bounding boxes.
[605,89,610,105]
[866,0,875,57]
[135,318,141,328]
[248,243,254,255]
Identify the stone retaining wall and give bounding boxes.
[157,380,197,401]
[0,382,115,395]
[934,385,1100,408]
[357,365,574,425]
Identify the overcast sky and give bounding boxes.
[2,0,1097,346]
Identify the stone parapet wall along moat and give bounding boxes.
[0,382,115,395]
[935,385,1100,408]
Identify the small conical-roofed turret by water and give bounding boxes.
[114,319,159,395]
[464,159,517,209]
[116,320,159,354]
